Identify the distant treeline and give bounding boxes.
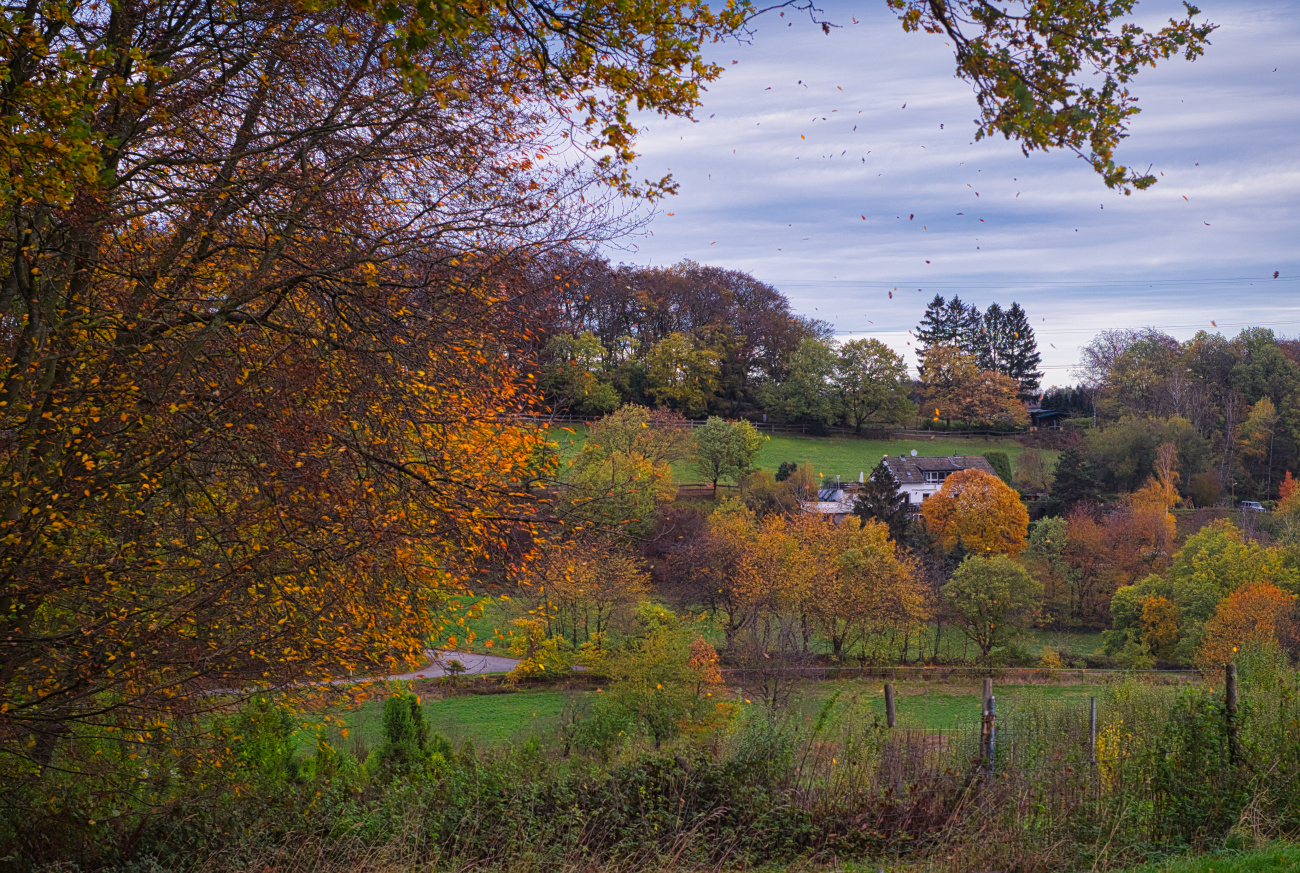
[523,258,1042,433]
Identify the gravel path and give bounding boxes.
[385,650,520,681]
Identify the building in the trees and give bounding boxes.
[881,455,999,510]
[800,483,856,523]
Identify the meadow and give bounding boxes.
[543,423,1050,485]
[328,674,1155,752]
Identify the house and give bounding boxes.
[799,483,856,523]
[1026,402,1067,430]
[880,455,998,512]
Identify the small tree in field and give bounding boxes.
[693,417,764,489]
[943,555,1042,663]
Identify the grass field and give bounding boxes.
[327,688,571,751]
[1121,844,1300,872]
[329,674,1161,752]
[755,432,1049,484]
[792,677,1121,730]
[541,424,1051,485]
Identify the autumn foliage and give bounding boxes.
[921,468,1029,557]
[1196,583,1298,670]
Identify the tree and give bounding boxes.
[564,406,692,538]
[1196,583,1297,670]
[921,468,1030,557]
[834,339,914,431]
[796,516,928,662]
[1014,448,1051,494]
[644,333,720,417]
[983,451,1014,487]
[541,332,621,416]
[919,344,981,427]
[520,538,650,650]
[1051,446,1102,510]
[916,297,982,365]
[1023,517,1079,627]
[0,0,750,777]
[759,338,841,430]
[919,345,1026,428]
[693,417,764,489]
[854,461,909,543]
[999,303,1045,399]
[1140,596,1182,662]
[942,556,1042,663]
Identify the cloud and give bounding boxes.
[611,0,1300,382]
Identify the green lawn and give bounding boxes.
[792,677,1116,730]
[328,688,571,750]
[755,433,1048,485]
[1024,628,1105,657]
[540,424,1051,486]
[1121,844,1300,872]
[327,677,1132,754]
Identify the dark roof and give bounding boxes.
[881,455,997,485]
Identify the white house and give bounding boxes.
[799,484,856,523]
[880,455,999,510]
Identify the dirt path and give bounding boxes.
[385,650,520,681]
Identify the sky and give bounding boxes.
[613,0,1300,386]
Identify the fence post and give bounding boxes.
[884,682,896,728]
[1226,662,1239,766]
[1089,696,1097,767]
[982,695,996,776]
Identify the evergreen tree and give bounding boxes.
[977,302,1012,372]
[1051,445,1101,511]
[853,462,909,542]
[982,451,1014,487]
[916,295,984,366]
[916,294,953,351]
[1002,303,1044,399]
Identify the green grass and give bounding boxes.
[330,688,571,749]
[325,678,1135,752]
[792,677,1117,730]
[1121,844,1300,872]
[755,433,1048,484]
[1024,627,1106,657]
[540,424,1052,486]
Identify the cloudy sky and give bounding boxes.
[614,0,1300,386]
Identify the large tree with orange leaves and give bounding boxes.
[1196,583,1297,670]
[921,468,1029,557]
[0,0,742,775]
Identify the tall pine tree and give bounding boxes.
[854,461,909,542]
[916,294,983,366]
[1051,445,1101,511]
[1002,302,1044,399]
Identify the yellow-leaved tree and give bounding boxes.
[921,468,1029,557]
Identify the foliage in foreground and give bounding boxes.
[7,658,1300,873]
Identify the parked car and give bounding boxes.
[1240,500,1266,512]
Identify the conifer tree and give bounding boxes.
[1051,446,1102,511]
[916,295,982,365]
[853,462,909,543]
[1002,303,1045,399]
